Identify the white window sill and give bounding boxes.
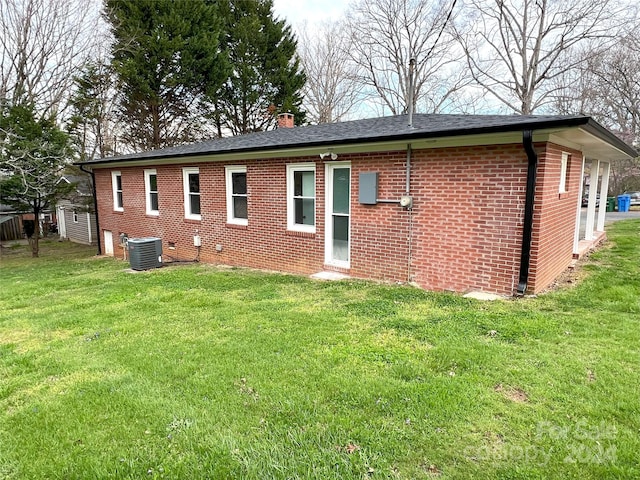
[287,225,316,235]
[227,218,248,226]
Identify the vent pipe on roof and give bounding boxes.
[407,58,416,128]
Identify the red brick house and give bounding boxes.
[79,114,635,295]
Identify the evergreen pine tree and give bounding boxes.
[213,0,306,135]
[105,0,228,150]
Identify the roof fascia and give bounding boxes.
[81,122,635,170]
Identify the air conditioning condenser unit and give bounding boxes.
[128,237,163,270]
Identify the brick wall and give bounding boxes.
[93,140,579,295]
[350,152,412,282]
[528,143,583,293]
[95,160,326,273]
[410,145,528,294]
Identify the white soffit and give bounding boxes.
[545,127,633,161]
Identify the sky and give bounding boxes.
[272,0,348,29]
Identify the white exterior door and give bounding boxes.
[325,163,351,268]
[103,230,114,256]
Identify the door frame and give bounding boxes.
[324,161,351,269]
[103,230,114,256]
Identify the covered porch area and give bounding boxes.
[573,158,610,258]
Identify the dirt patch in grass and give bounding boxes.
[548,263,589,291]
[538,242,612,294]
[494,384,529,403]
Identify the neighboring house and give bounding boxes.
[56,175,97,245]
[79,113,635,295]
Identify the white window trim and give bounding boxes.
[72,209,78,223]
[111,171,123,212]
[182,167,201,221]
[225,165,248,226]
[559,152,569,193]
[144,168,159,216]
[287,163,316,233]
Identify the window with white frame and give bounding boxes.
[182,167,201,220]
[144,169,159,215]
[559,153,570,193]
[225,166,248,225]
[72,209,78,223]
[111,171,123,211]
[287,163,316,233]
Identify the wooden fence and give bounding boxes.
[0,215,22,241]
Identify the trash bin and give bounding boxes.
[617,194,631,212]
[606,197,615,212]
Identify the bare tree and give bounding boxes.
[554,31,640,194]
[298,20,365,123]
[549,47,598,117]
[584,34,640,147]
[457,0,632,115]
[345,0,465,116]
[0,0,102,117]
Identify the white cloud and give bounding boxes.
[272,0,347,28]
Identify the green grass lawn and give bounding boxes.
[1,223,639,480]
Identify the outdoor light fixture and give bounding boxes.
[319,152,338,160]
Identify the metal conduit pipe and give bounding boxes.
[406,143,412,194]
[406,143,413,282]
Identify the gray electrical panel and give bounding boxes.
[128,237,163,270]
[359,172,379,205]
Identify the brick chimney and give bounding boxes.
[277,113,294,129]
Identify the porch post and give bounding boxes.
[573,156,586,255]
[584,159,600,241]
[596,161,610,232]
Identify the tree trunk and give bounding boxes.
[31,208,40,258]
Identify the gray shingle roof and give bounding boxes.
[61,175,93,195]
[79,113,637,165]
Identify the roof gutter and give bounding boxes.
[79,164,101,256]
[517,130,537,296]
